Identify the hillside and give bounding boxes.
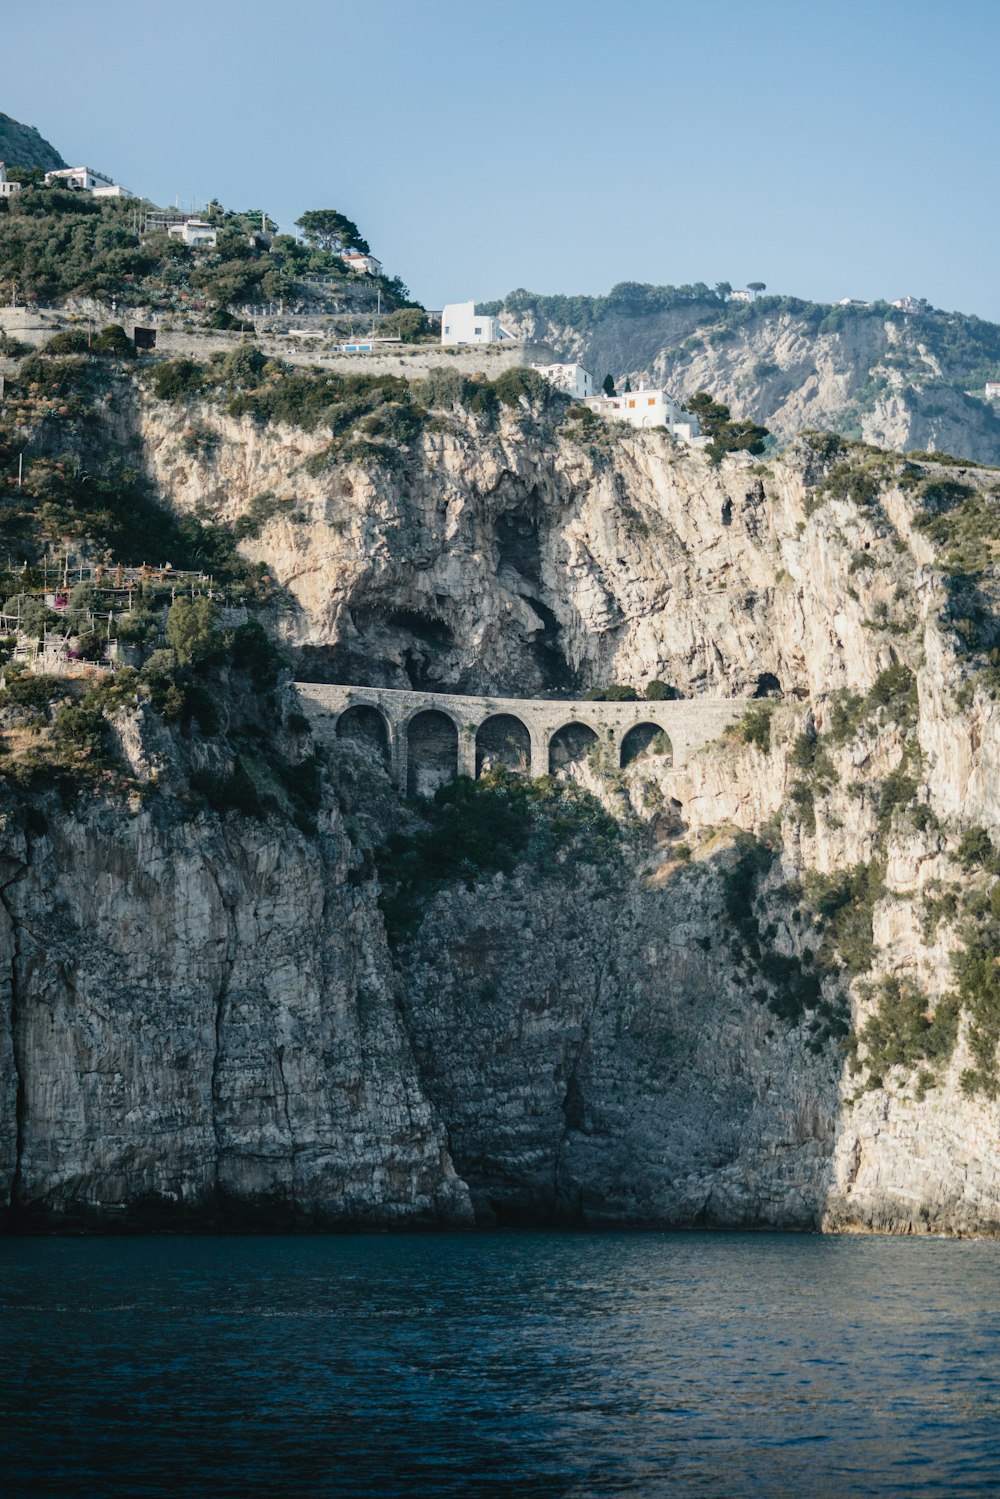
[0,110,65,171]
[489,286,1000,467]
[1,340,1000,1231]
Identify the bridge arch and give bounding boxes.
[620,721,673,769]
[548,720,600,775]
[335,704,392,765]
[476,713,531,776]
[406,709,459,798]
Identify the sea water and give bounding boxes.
[2,1230,998,1496]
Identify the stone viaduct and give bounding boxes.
[295,683,742,796]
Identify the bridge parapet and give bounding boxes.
[295,682,743,793]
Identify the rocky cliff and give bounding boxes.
[493,292,1000,466]
[3,358,1000,1234]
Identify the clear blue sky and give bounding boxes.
[5,0,999,318]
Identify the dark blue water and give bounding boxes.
[1,1232,998,1497]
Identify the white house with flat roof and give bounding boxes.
[584,385,705,443]
[45,166,116,192]
[167,218,218,248]
[441,301,514,345]
[531,362,594,400]
[0,164,20,198]
[92,182,135,200]
[341,252,383,276]
[984,382,1000,401]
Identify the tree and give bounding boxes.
[378,307,428,342]
[684,390,732,437]
[714,282,732,300]
[624,377,632,393]
[747,282,767,297]
[293,209,369,256]
[166,596,220,665]
[602,373,616,396]
[683,390,769,462]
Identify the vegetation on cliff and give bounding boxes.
[0,186,413,317]
[0,110,65,173]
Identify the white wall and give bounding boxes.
[441,301,503,345]
[532,363,593,399]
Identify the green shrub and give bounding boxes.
[848,977,959,1088]
[42,328,91,355]
[166,596,221,665]
[0,674,62,711]
[52,705,105,755]
[955,825,1000,871]
[491,366,550,408]
[645,679,680,701]
[92,324,136,359]
[585,684,639,701]
[801,862,885,975]
[736,703,775,752]
[825,665,917,745]
[150,358,205,401]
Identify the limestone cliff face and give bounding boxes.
[0,787,471,1229]
[496,301,1000,466]
[4,380,1000,1234]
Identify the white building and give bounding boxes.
[891,295,927,314]
[44,166,116,192]
[0,163,20,198]
[341,252,383,276]
[985,382,1000,401]
[92,182,135,200]
[167,218,218,248]
[583,385,704,443]
[531,362,594,400]
[728,289,752,303]
[441,300,514,345]
[837,297,871,308]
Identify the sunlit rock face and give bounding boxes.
[2,385,1000,1235]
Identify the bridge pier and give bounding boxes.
[529,727,548,779]
[392,721,408,794]
[457,729,477,780]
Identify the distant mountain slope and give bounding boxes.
[490,287,1000,465]
[0,110,65,171]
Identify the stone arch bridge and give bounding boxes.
[296,683,742,797]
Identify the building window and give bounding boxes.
[474,326,482,335]
[444,326,450,335]
[628,400,636,408]
[648,398,656,405]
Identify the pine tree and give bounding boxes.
[602,373,615,396]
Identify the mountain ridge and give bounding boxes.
[0,109,65,171]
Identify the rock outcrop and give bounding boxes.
[3,374,1000,1235]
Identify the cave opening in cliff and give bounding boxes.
[336,706,391,765]
[620,723,673,768]
[524,596,576,694]
[495,509,543,588]
[753,672,782,698]
[407,710,459,797]
[494,506,576,694]
[476,714,531,776]
[313,606,457,690]
[549,722,598,775]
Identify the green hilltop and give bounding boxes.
[0,110,65,171]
